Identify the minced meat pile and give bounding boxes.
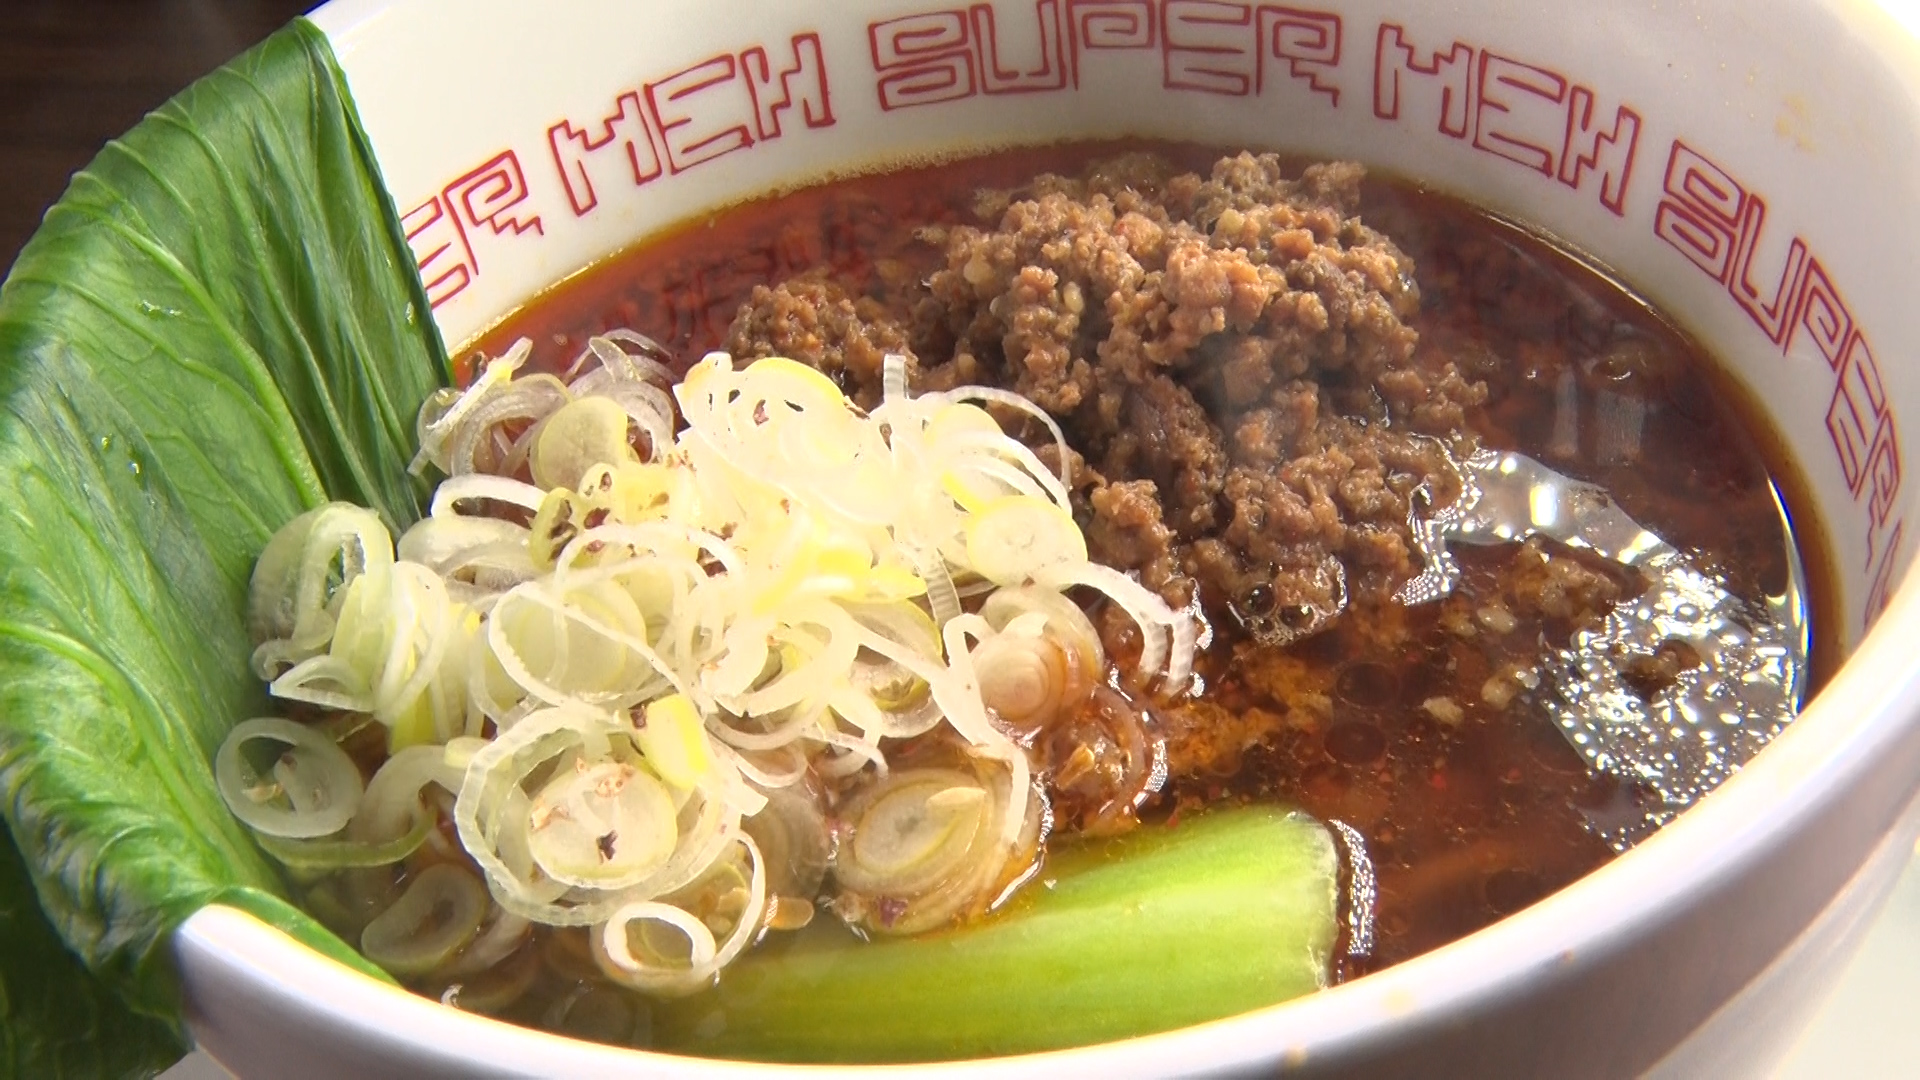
[726,151,1486,647]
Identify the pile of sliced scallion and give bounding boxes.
[214,332,1200,998]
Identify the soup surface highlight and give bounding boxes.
[220,143,1815,1061]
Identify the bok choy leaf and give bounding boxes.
[0,15,447,1070]
[0,819,178,1079]
[654,807,1339,1063]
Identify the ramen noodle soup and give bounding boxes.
[213,143,1819,1062]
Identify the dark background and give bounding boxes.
[0,0,314,271]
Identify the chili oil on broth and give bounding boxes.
[462,141,1822,1031]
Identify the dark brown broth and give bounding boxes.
[467,141,1825,1017]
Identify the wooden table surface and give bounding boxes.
[0,0,314,273]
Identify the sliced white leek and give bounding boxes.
[228,335,1203,1000]
[215,716,363,839]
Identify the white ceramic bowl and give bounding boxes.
[176,0,1920,1075]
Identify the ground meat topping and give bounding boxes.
[724,275,915,410]
[738,152,1488,646]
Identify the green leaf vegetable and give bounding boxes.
[0,16,447,1074]
[0,820,178,1079]
[653,807,1339,1063]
